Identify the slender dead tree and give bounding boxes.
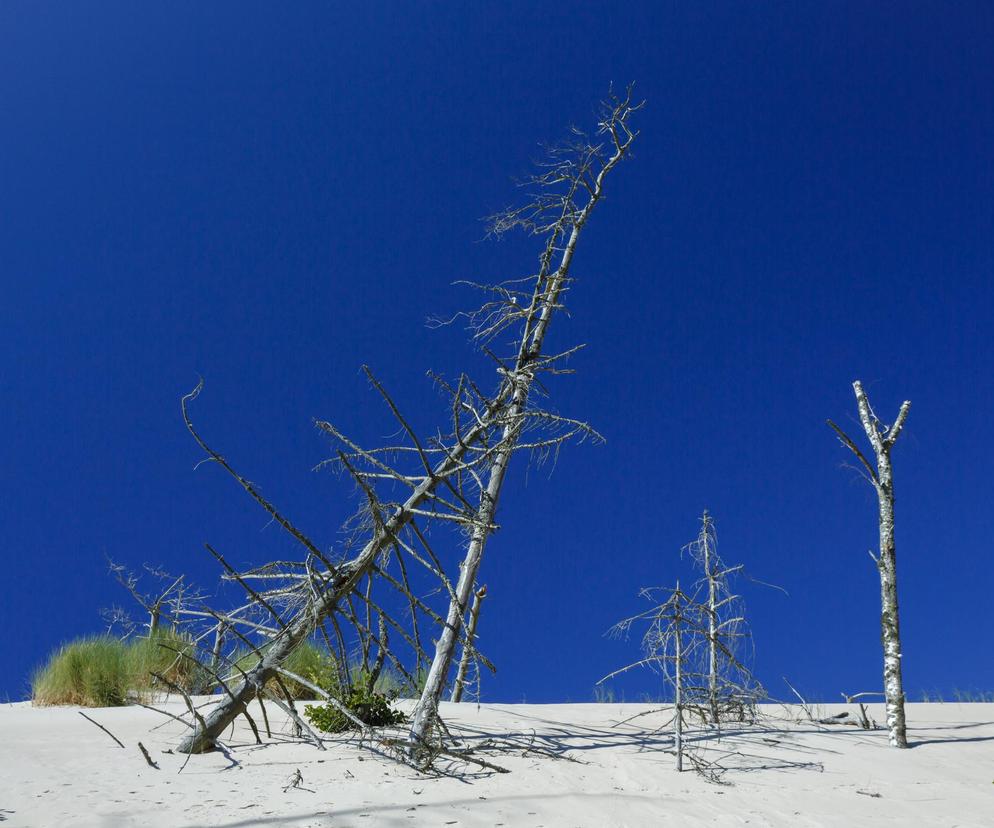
[601,582,704,773]
[828,380,911,749]
[692,513,722,724]
[407,89,643,754]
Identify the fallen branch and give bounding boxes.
[78,712,125,749]
[137,741,159,769]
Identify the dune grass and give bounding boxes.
[32,630,205,707]
[33,632,423,709]
[32,636,133,707]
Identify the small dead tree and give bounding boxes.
[600,515,765,779]
[601,582,705,773]
[827,380,911,749]
[684,511,764,725]
[107,561,192,639]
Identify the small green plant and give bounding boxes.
[32,636,132,707]
[304,682,408,733]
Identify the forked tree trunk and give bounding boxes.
[407,400,520,741]
[828,380,911,749]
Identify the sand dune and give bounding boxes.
[1,700,991,827]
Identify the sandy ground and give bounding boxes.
[0,699,991,827]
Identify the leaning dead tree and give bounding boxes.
[408,88,643,754]
[827,380,911,749]
[166,88,642,762]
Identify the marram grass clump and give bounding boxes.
[32,630,205,707]
[32,636,132,707]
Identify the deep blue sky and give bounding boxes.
[1,2,991,704]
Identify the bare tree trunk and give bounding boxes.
[407,422,517,742]
[450,585,486,703]
[210,623,225,678]
[875,455,908,747]
[407,92,641,754]
[828,380,911,749]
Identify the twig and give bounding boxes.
[782,678,813,721]
[138,741,160,769]
[78,712,125,749]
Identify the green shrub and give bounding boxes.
[304,681,408,733]
[32,636,132,707]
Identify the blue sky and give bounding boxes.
[1,2,991,703]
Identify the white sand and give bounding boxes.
[1,700,991,827]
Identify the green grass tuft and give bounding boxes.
[32,631,206,707]
[32,636,132,707]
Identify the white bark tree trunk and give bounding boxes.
[875,455,908,748]
[450,585,486,703]
[407,95,640,753]
[828,380,911,749]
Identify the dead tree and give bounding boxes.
[107,561,191,639]
[828,380,911,749]
[684,511,763,725]
[601,583,704,773]
[169,89,640,758]
[407,88,643,755]
[601,515,765,778]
